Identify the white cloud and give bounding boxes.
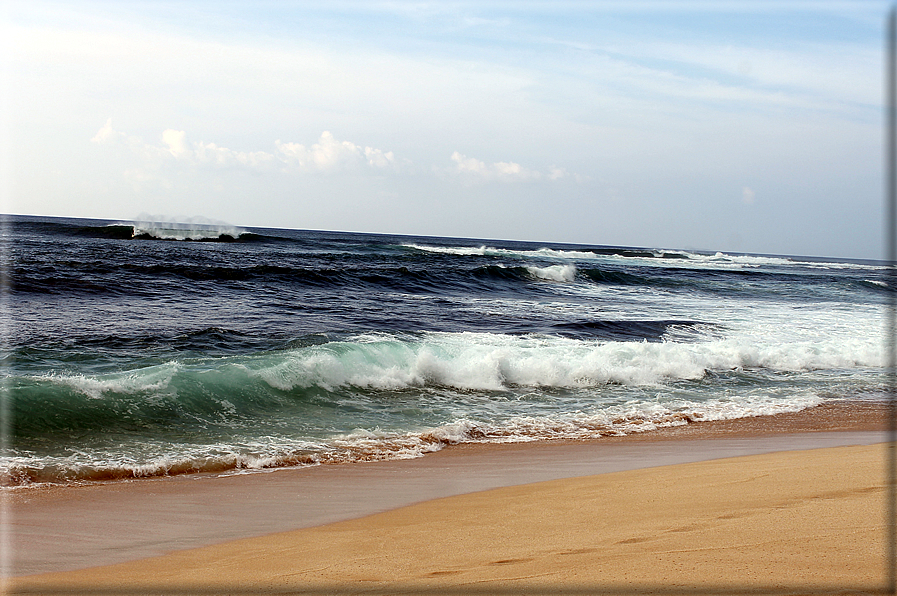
[195,142,280,170]
[364,146,395,169]
[548,166,568,181]
[92,123,399,174]
[448,151,556,182]
[94,123,573,185]
[92,119,169,165]
[275,131,396,172]
[90,118,126,145]
[162,129,189,157]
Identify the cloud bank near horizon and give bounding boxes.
[92,119,574,184]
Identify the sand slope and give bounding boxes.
[11,443,889,595]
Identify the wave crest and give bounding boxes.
[130,214,246,241]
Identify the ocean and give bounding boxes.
[4,214,888,486]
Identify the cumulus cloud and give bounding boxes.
[92,122,400,174]
[92,122,571,185]
[162,129,189,157]
[548,166,568,181]
[448,151,565,183]
[275,131,395,172]
[92,119,169,168]
[91,118,127,145]
[192,141,279,170]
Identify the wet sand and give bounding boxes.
[6,401,893,594]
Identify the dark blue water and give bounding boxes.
[5,215,888,485]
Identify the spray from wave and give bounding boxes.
[128,214,246,241]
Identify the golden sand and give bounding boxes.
[11,442,890,595]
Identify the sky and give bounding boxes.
[3,1,888,259]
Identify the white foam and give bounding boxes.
[404,243,604,261]
[526,264,576,282]
[404,243,885,273]
[404,243,490,256]
[244,330,883,394]
[298,391,828,459]
[44,362,180,399]
[409,392,825,443]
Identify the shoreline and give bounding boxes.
[9,397,889,489]
[6,399,890,582]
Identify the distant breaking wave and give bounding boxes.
[126,214,247,241]
[403,243,888,271]
[74,214,254,242]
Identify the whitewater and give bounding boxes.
[4,215,888,485]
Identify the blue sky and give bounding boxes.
[5,1,887,258]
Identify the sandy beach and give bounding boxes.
[7,402,893,595]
